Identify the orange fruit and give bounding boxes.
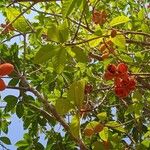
[0,63,14,76]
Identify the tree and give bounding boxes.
[0,0,150,149]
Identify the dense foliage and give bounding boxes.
[0,0,150,149]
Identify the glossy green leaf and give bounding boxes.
[0,136,11,145]
[99,127,108,141]
[109,16,130,27]
[106,121,126,133]
[15,140,28,147]
[97,112,107,121]
[67,79,86,108]
[5,8,31,33]
[16,101,24,118]
[4,95,18,112]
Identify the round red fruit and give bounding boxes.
[104,71,114,80]
[0,78,6,91]
[115,86,129,98]
[128,76,136,91]
[117,63,128,74]
[107,64,117,74]
[0,63,14,76]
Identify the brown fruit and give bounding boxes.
[102,52,109,60]
[0,78,6,91]
[0,63,14,76]
[94,123,104,133]
[84,128,94,137]
[111,29,117,38]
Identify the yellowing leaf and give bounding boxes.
[111,34,126,48]
[99,127,109,141]
[5,8,31,33]
[67,79,86,108]
[109,16,130,27]
[55,98,72,115]
[70,115,80,138]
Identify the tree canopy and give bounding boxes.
[0,0,150,149]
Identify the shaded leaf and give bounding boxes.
[4,95,18,112]
[34,44,59,64]
[0,136,11,145]
[67,79,86,108]
[55,98,72,115]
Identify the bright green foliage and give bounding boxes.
[5,8,31,33]
[0,0,150,150]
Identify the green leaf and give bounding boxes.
[16,101,24,118]
[58,20,69,43]
[47,24,60,42]
[106,121,126,133]
[109,16,130,27]
[70,115,80,138]
[53,47,67,74]
[71,46,88,63]
[4,95,18,112]
[62,0,77,17]
[142,140,150,148]
[0,136,11,145]
[67,79,86,108]
[47,21,69,43]
[85,121,99,130]
[97,112,107,121]
[34,44,59,64]
[15,140,28,147]
[5,8,31,33]
[111,34,126,48]
[55,98,72,115]
[99,127,109,141]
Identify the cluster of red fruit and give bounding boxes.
[104,63,136,98]
[0,63,14,91]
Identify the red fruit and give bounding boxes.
[0,78,6,91]
[107,64,117,74]
[128,76,136,91]
[114,77,122,87]
[104,71,114,80]
[117,63,128,74]
[0,63,14,76]
[84,84,93,94]
[115,86,129,98]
